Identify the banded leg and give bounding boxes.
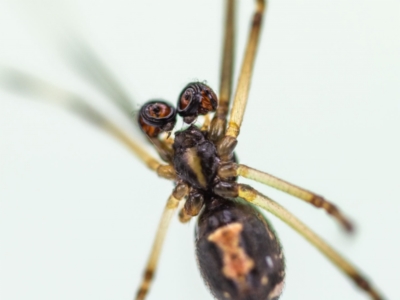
[209,0,236,142]
[0,68,175,180]
[135,183,188,300]
[236,184,385,300]
[225,0,265,139]
[218,162,354,231]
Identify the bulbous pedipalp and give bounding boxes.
[138,100,177,137]
[177,82,218,124]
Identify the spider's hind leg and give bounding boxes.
[135,183,188,300]
[218,162,354,232]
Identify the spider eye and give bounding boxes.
[177,82,218,124]
[138,100,177,137]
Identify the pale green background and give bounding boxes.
[0,1,399,299]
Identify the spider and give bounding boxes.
[0,0,393,300]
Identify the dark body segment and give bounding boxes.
[173,126,219,190]
[196,197,285,300]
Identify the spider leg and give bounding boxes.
[135,183,188,300]
[230,184,384,300]
[65,39,137,124]
[209,0,236,142]
[67,42,180,164]
[217,0,266,160]
[218,162,354,232]
[0,68,175,180]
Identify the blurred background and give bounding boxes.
[0,0,399,299]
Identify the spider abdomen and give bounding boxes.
[195,197,285,300]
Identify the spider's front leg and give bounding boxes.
[217,0,266,160]
[209,0,236,142]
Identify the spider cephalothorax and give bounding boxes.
[173,125,219,191]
